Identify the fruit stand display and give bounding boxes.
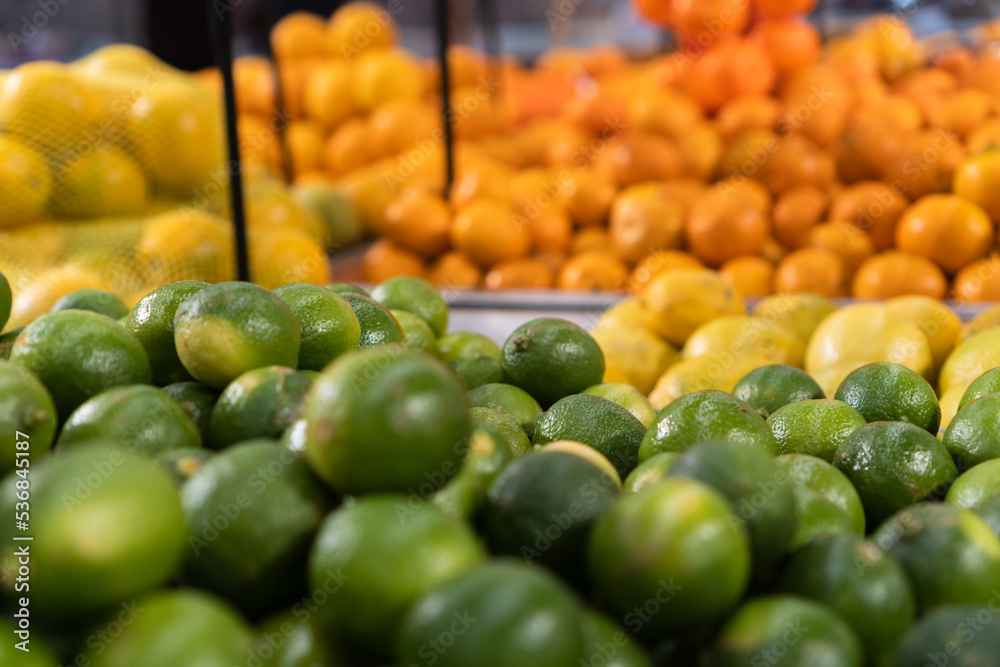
[2,1,1000,666]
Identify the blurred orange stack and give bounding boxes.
[223,1,1000,300]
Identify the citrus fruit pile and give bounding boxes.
[2,265,1000,666]
[222,1,1000,296]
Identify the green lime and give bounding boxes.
[0,618,57,666]
[485,449,619,583]
[449,354,503,390]
[0,361,56,475]
[775,453,865,534]
[767,398,866,461]
[303,345,471,494]
[946,459,1000,511]
[788,486,859,549]
[10,309,151,420]
[501,318,605,408]
[174,282,301,390]
[0,270,11,332]
[57,384,201,457]
[588,478,751,638]
[893,605,1000,667]
[639,390,778,462]
[273,283,361,371]
[392,309,437,353]
[975,494,1000,539]
[834,421,957,527]
[207,366,313,449]
[944,394,1000,467]
[958,366,1000,410]
[309,494,485,657]
[292,183,363,246]
[532,394,645,479]
[777,534,915,660]
[669,441,797,578]
[124,280,208,385]
[871,502,1000,611]
[469,406,532,458]
[182,440,332,614]
[370,275,448,337]
[732,364,825,418]
[0,326,24,360]
[714,595,864,667]
[256,609,350,667]
[340,292,405,348]
[397,561,584,667]
[468,382,543,438]
[162,381,218,444]
[84,590,253,667]
[154,447,211,485]
[579,610,651,667]
[325,283,368,296]
[834,362,941,433]
[50,288,129,320]
[436,331,501,362]
[0,441,185,622]
[583,382,656,427]
[432,420,515,521]
[623,452,678,494]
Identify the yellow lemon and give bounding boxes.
[959,304,1000,344]
[682,315,805,367]
[350,49,425,112]
[805,303,933,380]
[137,209,235,285]
[593,297,646,332]
[8,266,108,329]
[751,293,837,345]
[640,269,745,346]
[249,227,329,290]
[590,326,680,395]
[938,384,966,434]
[939,328,1000,395]
[0,135,51,227]
[0,61,99,153]
[885,295,961,371]
[647,352,775,410]
[52,145,148,218]
[72,44,173,81]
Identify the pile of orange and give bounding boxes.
[229,1,1000,299]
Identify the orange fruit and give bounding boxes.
[509,168,567,218]
[608,184,685,264]
[926,89,993,139]
[270,12,326,61]
[363,238,425,283]
[773,247,846,297]
[249,226,329,289]
[953,256,1000,301]
[719,256,774,297]
[533,249,569,274]
[571,228,610,256]
[779,65,853,148]
[759,235,789,263]
[326,2,397,60]
[524,207,573,253]
[670,0,751,41]
[303,61,353,127]
[445,45,488,89]
[953,148,1000,223]
[772,185,827,249]
[715,95,780,141]
[834,118,907,184]
[627,251,704,292]
[967,118,1000,153]
[677,123,723,181]
[881,128,964,200]
[806,222,875,274]
[754,0,818,18]
[686,181,770,266]
[679,37,776,113]
[451,199,532,267]
[556,251,629,291]
[758,135,836,194]
[428,251,482,288]
[351,49,425,112]
[566,89,631,135]
[484,258,555,290]
[285,120,324,176]
[751,18,821,75]
[367,98,439,158]
[895,194,994,274]
[451,85,504,140]
[829,181,909,251]
[852,251,948,299]
[450,159,513,211]
[629,88,703,138]
[233,56,275,116]
[595,131,684,187]
[237,114,282,172]
[321,118,371,175]
[633,0,674,24]
[660,178,705,214]
[383,189,451,258]
[563,170,617,227]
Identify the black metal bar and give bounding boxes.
[207,0,251,282]
[435,0,455,194]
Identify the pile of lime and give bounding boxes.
[1,266,1000,667]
